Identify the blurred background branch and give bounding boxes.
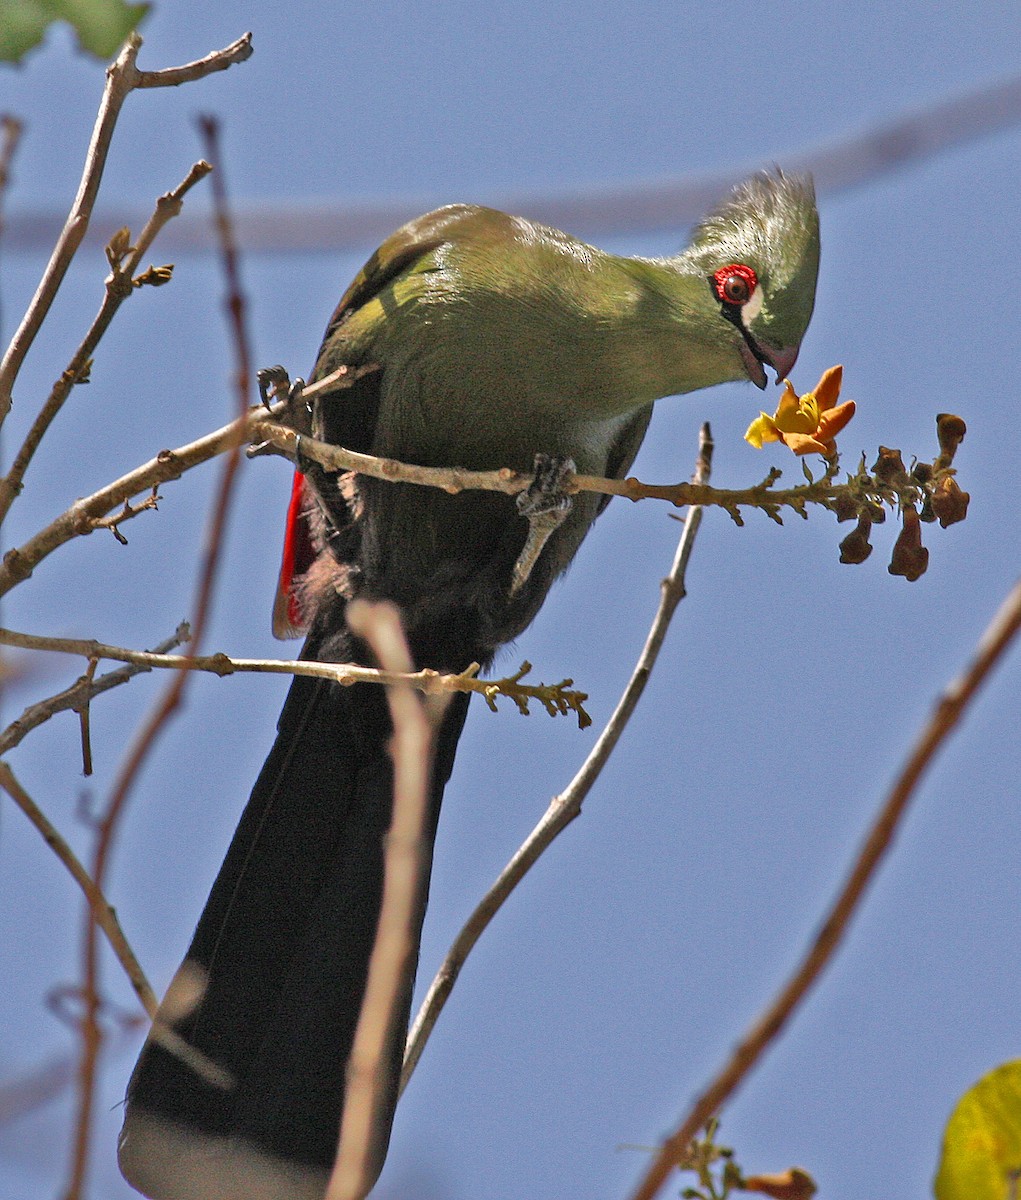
[4,71,1021,256]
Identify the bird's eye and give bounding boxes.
[713,264,758,306]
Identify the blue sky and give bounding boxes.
[1,3,1020,1198]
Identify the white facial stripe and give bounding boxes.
[740,283,764,329]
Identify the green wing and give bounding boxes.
[310,204,498,455]
[320,204,492,343]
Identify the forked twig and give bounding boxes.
[0,160,212,522]
[0,630,588,722]
[401,424,715,1088]
[627,574,1021,1200]
[0,31,251,425]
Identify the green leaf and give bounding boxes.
[0,0,149,64]
[0,0,51,61]
[935,1060,1021,1200]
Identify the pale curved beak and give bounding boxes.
[739,338,800,390]
[765,344,800,385]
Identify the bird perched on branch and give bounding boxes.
[119,170,820,1200]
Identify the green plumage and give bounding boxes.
[119,169,822,1200]
[322,172,819,456]
[304,169,821,661]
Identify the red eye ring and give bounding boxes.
[713,263,758,306]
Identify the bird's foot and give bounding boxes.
[510,454,576,595]
[250,366,313,461]
[257,364,310,422]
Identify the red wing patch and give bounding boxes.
[272,472,317,639]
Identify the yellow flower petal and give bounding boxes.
[773,380,812,432]
[745,365,855,458]
[744,413,782,448]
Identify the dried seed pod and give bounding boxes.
[889,505,929,581]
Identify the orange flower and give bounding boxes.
[745,365,855,458]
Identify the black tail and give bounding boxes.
[119,650,470,1200]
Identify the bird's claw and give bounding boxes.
[257,365,309,416]
[246,439,276,460]
[510,454,576,595]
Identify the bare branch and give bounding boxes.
[0,624,189,756]
[0,373,960,604]
[328,601,443,1200]
[0,398,286,599]
[8,72,1018,258]
[626,574,1021,1200]
[133,32,253,90]
[252,410,959,525]
[0,160,212,523]
[0,32,251,425]
[0,628,589,722]
[401,424,714,1089]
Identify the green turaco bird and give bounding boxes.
[119,170,820,1200]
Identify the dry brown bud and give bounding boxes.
[935,413,967,462]
[889,505,929,581]
[872,446,907,484]
[839,515,873,564]
[741,1167,817,1199]
[929,475,970,528]
[830,492,860,522]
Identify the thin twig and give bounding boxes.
[401,424,714,1089]
[0,627,588,721]
[75,658,98,776]
[627,574,1021,1200]
[0,624,189,755]
[63,107,254,1200]
[133,32,254,90]
[0,399,285,599]
[328,601,445,1200]
[0,160,212,523]
[0,32,251,426]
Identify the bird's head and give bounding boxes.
[685,170,820,389]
